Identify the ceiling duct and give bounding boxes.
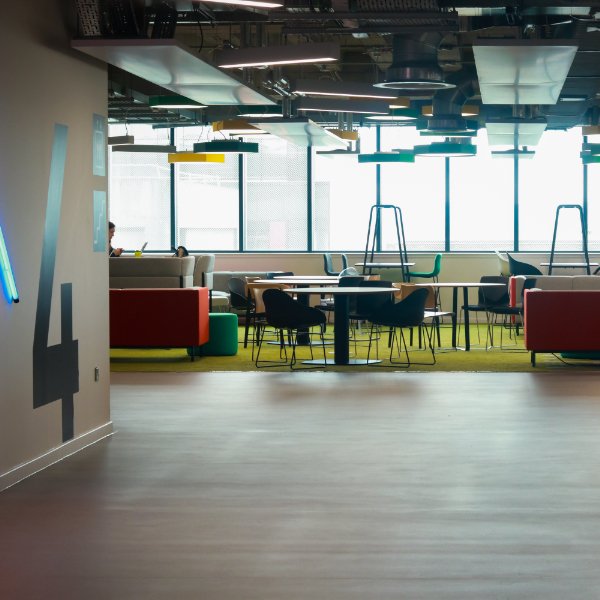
[424,69,478,133]
[374,32,455,91]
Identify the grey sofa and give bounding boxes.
[109,256,195,288]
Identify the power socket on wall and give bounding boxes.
[94,367,100,382]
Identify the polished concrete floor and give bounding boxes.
[2,371,600,599]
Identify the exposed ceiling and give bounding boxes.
[74,0,600,137]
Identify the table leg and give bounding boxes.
[334,293,350,364]
[463,286,470,351]
[302,292,381,366]
[451,287,458,348]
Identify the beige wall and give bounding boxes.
[213,251,599,309]
[0,1,112,488]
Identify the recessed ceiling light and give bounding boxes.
[215,43,340,69]
[292,79,401,100]
[149,95,205,109]
[199,0,282,7]
[365,108,420,121]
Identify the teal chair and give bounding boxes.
[408,253,442,283]
[408,253,443,308]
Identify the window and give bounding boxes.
[312,127,377,251]
[449,129,514,251]
[519,129,584,251]
[245,136,307,250]
[380,127,445,251]
[108,124,171,251]
[174,127,239,251]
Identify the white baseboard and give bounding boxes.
[0,422,114,491]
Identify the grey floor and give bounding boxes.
[2,371,600,599]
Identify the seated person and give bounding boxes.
[108,221,123,257]
[173,245,189,257]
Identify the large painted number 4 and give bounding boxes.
[33,124,79,443]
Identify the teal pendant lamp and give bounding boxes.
[193,140,259,153]
[414,141,477,157]
[358,150,415,163]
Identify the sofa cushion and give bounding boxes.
[109,256,194,288]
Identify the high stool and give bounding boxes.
[189,312,239,357]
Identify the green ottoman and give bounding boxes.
[190,312,238,356]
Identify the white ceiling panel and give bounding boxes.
[486,119,547,146]
[71,38,275,106]
[248,118,349,148]
[473,40,578,105]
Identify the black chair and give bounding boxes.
[348,279,395,353]
[458,275,510,348]
[366,287,434,367]
[228,277,261,350]
[319,275,363,316]
[266,271,294,279]
[255,288,327,369]
[323,253,349,276]
[487,278,538,350]
[507,253,542,276]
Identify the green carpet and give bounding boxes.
[109,324,600,373]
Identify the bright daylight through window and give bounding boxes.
[108,124,595,253]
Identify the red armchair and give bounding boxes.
[110,288,209,352]
[524,290,600,366]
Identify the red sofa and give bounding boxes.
[524,289,600,366]
[110,288,209,352]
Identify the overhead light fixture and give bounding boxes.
[582,154,600,164]
[582,125,600,137]
[292,79,401,100]
[326,129,359,141]
[212,119,265,135]
[365,108,420,121]
[193,140,259,153]
[358,150,415,164]
[108,134,135,145]
[417,117,478,135]
[582,143,600,155]
[316,149,361,157]
[559,94,588,102]
[414,141,477,157]
[473,40,578,104]
[197,0,282,7]
[245,117,348,149]
[215,42,340,69]
[491,148,535,159]
[0,225,19,304]
[149,95,205,109]
[388,97,411,109]
[294,96,389,115]
[237,105,283,118]
[421,105,479,117]
[168,152,225,163]
[112,144,177,153]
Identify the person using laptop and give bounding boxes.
[108,221,123,257]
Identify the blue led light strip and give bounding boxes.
[0,225,19,303]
